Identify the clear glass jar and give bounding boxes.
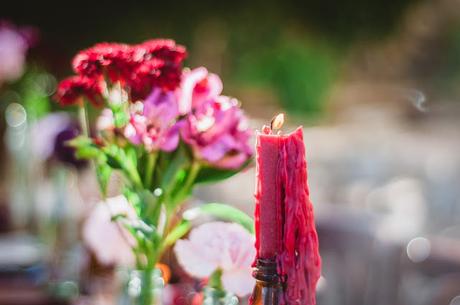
[202,287,239,305]
[118,269,164,305]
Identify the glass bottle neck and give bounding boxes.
[250,259,283,305]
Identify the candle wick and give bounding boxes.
[270,113,285,131]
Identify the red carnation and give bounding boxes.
[72,42,133,82]
[126,40,186,100]
[68,39,187,102]
[136,39,187,64]
[54,75,103,107]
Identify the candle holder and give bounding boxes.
[250,258,283,305]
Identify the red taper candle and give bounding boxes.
[253,114,321,305]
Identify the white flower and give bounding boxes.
[96,108,115,132]
[82,195,136,266]
[174,222,256,297]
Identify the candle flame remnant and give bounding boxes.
[270,113,285,131]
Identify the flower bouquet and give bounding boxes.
[54,39,254,305]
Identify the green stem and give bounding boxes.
[140,267,153,305]
[171,160,201,206]
[162,159,201,239]
[126,166,143,192]
[208,269,224,291]
[144,152,158,190]
[78,102,89,137]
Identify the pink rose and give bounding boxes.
[174,222,256,297]
[177,67,223,114]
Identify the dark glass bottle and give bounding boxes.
[250,259,283,305]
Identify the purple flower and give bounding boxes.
[124,88,181,152]
[177,67,223,114]
[30,112,86,168]
[181,96,252,169]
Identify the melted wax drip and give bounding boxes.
[254,127,321,305]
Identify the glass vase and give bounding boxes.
[202,287,239,305]
[119,269,164,305]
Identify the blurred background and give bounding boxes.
[1,0,460,304]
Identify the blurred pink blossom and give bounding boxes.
[124,88,181,152]
[181,96,252,169]
[177,67,223,114]
[96,108,115,132]
[82,195,136,266]
[174,222,256,297]
[0,22,35,85]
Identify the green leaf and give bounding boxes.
[105,154,123,169]
[194,158,253,184]
[66,135,92,148]
[160,146,190,191]
[67,136,103,160]
[75,145,101,159]
[123,188,142,214]
[183,203,254,233]
[96,164,112,197]
[113,110,129,128]
[161,220,191,251]
[208,269,224,291]
[142,190,162,226]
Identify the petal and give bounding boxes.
[160,128,180,152]
[178,67,208,114]
[198,139,230,163]
[82,196,136,266]
[221,268,255,297]
[174,240,217,278]
[214,153,248,169]
[206,73,223,99]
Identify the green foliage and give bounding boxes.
[433,25,460,98]
[235,39,339,114]
[161,220,191,251]
[194,158,252,184]
[68,116,252,273]
[96,164,112,197]
[158,145,190,193]
[183,203,254,234]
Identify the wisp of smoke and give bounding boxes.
[404,88,428,112]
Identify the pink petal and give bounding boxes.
[178,67,208,114]
[82,196,136,266]
[174,239,218,277]
[214,153,249,169]
[221,268,255,297]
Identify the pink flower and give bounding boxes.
[181,96,252,169]
[82,195,136,266]
[174,222,256,297]
[0,22,32,84]
[177,67,223,114]
[124,88,181,152]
